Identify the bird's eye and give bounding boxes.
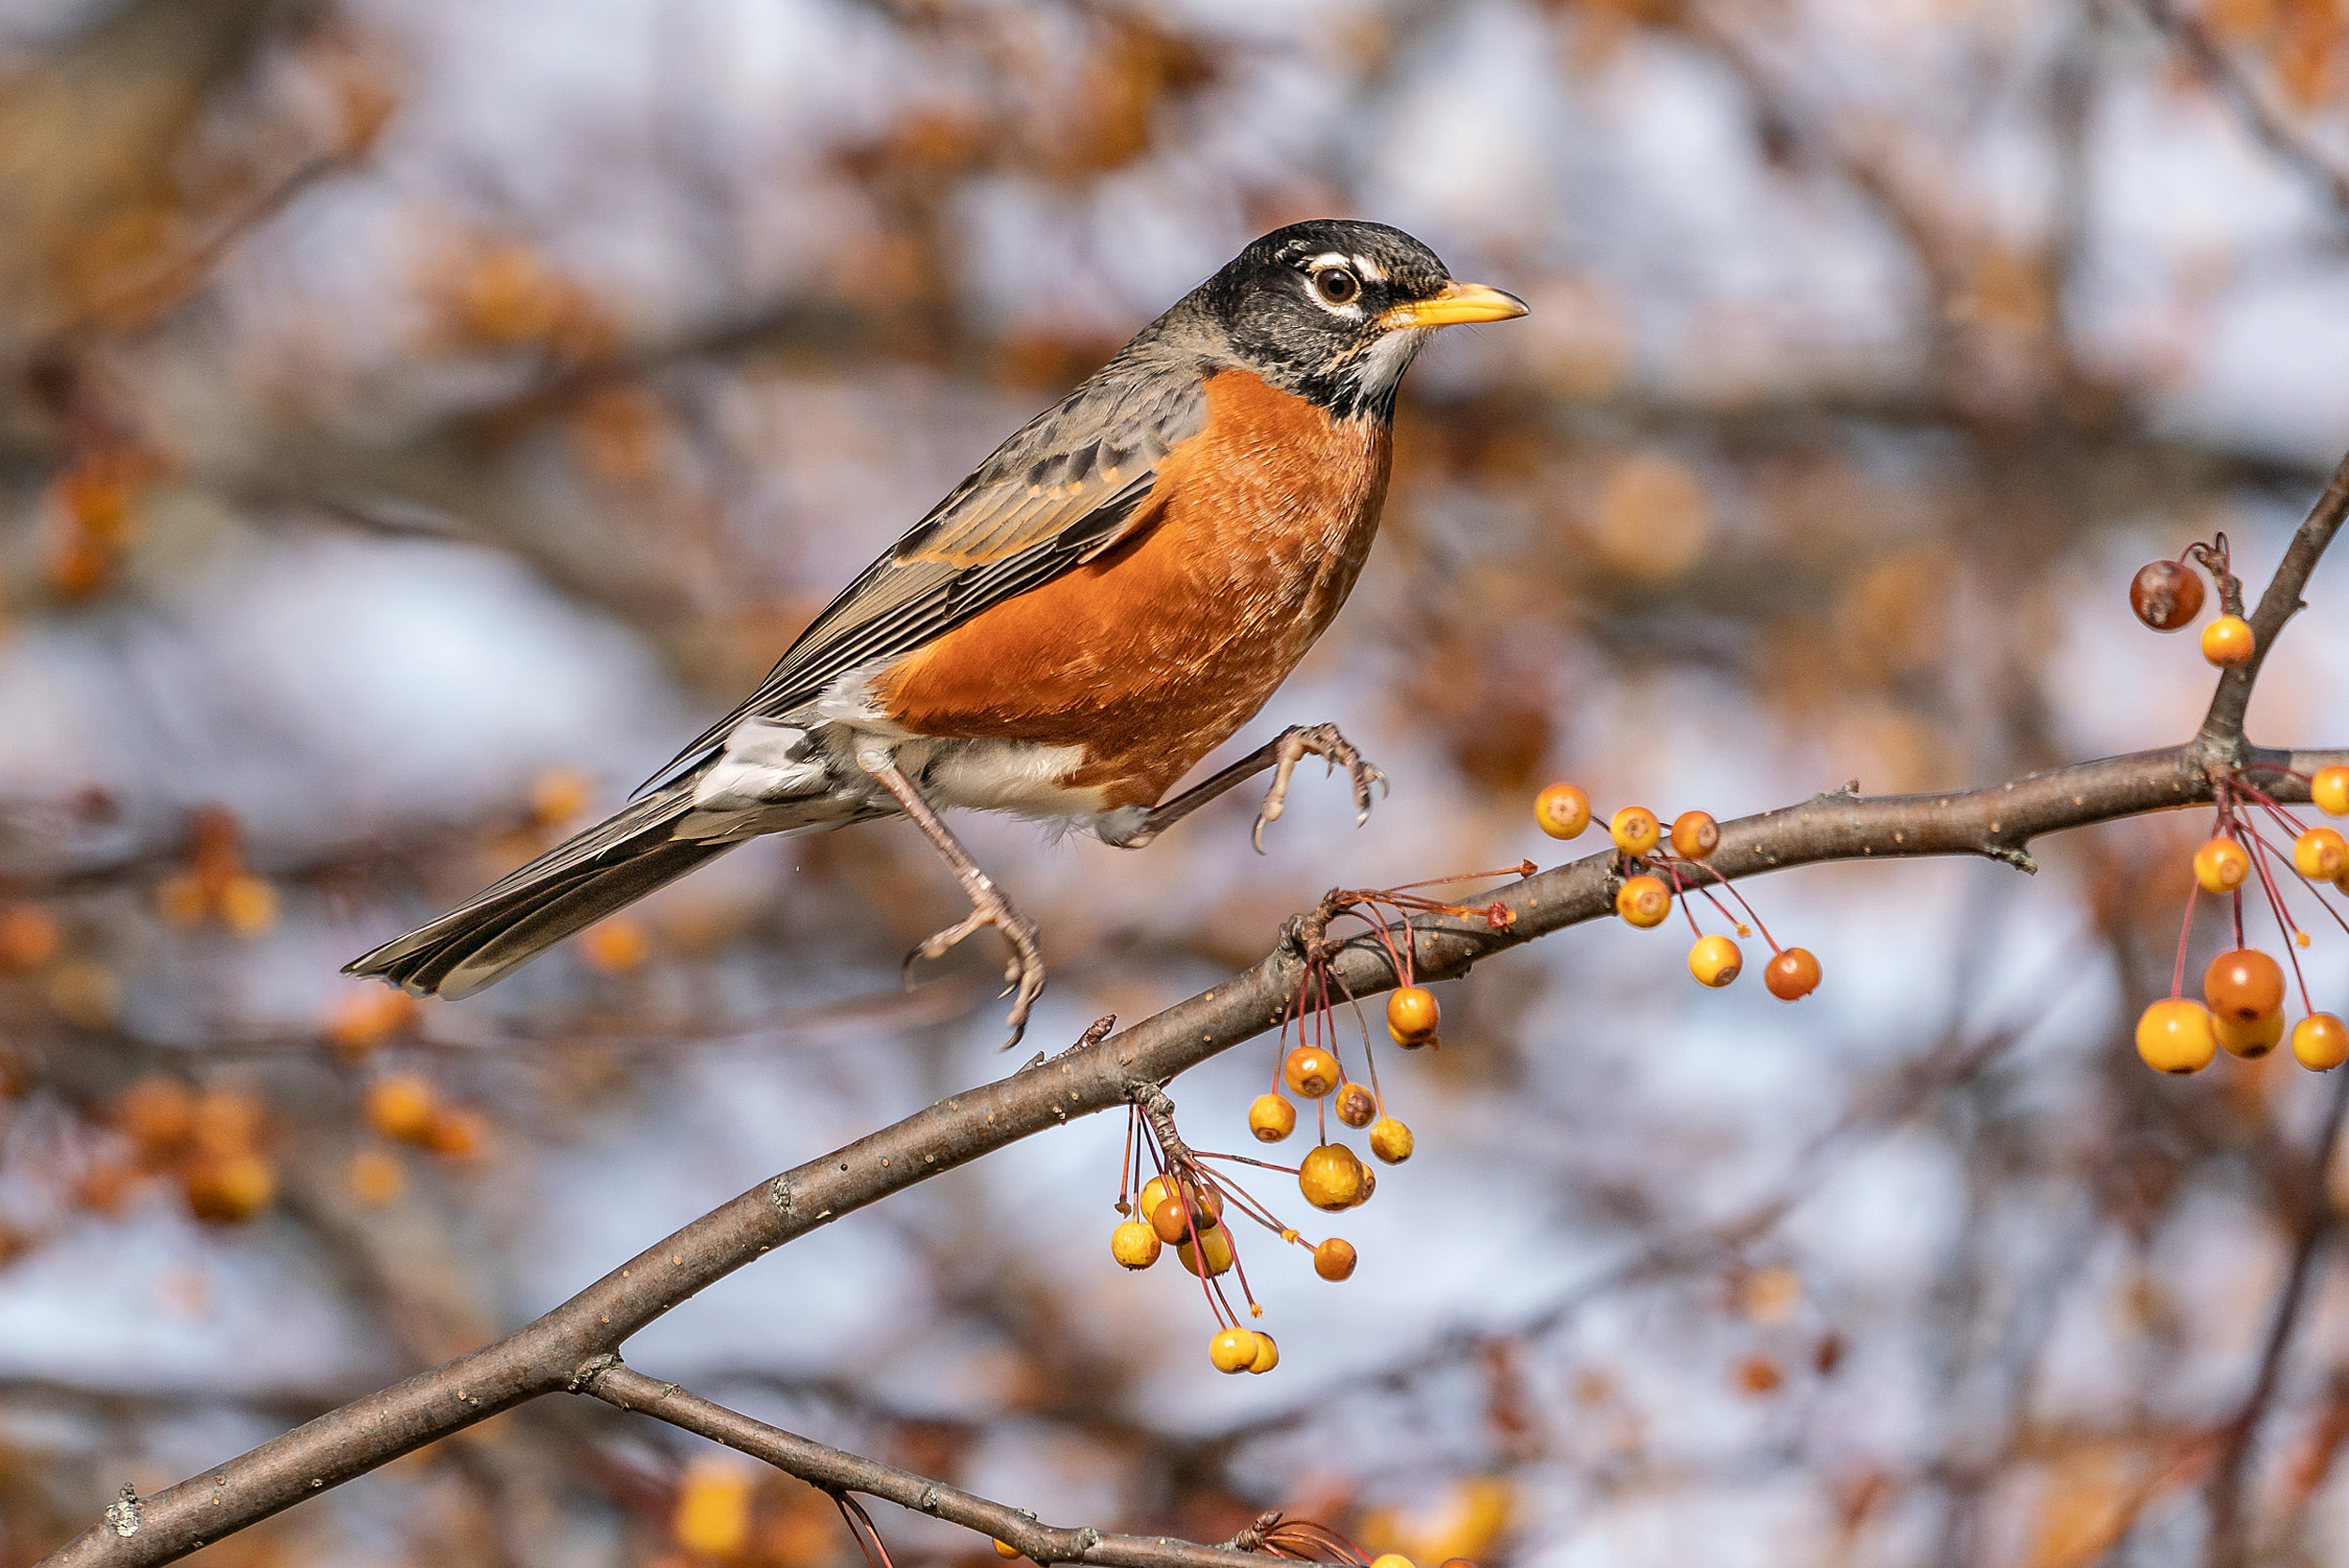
[1312,267,1361,307]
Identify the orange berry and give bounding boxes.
[190,1091,264,1158]
[2130,559,2205,630]
[114,1077,194,1168]
[425,1106,486,1159]
[0,904,60,970]
[1111,1219,1160,1269]
[1765,947,1821,1001]
[1535,783,1591,839]
[2204,948,2285,1025]
[364,1076,436,1143]
[1387,985,1439,1044]
[2295,828,2347,881]
[1247,1331,1280,1374]
[1688,935,1742,987]
[1209,1327,1256,1374]
[2202,614,2255,668]
[325,986,417,1057]
[2216,1008,2284,1059]
[1283,1045,1340,1098]
[1615,875,1671,928]
[2294,1013,2349,1071]
[1670,810,1720,859]
[1175,1225,1234,1277]
[348,1148,406,1206]
[217,875,278,935]
[1332,1082,1377,1128]
[1299,1143,1365,1210]
[1610,806,1661,856]
[2193,838,2250,893]
[1150,1195,1192,1245]
[2314,766,2349,817]
[2137,999,2217,1074]
[1368,1116,1414,1164]
[1249,1093,1296,1143]
[184,1152,276,1222]
[996,1542,1021,1561]
[1314,1236,1358,1281]
[581,917,648,973]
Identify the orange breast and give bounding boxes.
[874,368,1392,809]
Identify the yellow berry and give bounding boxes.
[1333,1082,1377,1128]
[1209,1327,1257,1374]
[2294,1013,2349,1070]
[183,1152,275,1222]
[1314,1236,1357,1281]
[2193,837,2250,893]
[1283,1046,1339,1098]
[1615,875,1671,928]
[1299,1143,1365,1210]
[1136,1176,1172,1221]
[1670,810,1719,859]
[1247,1331,1280,1374]
[1368,1116,1414,1164]
[1112,1219,1160,1269]
[1387,985,1439,1044]
[2295,828,2347,881]
[1371,1556,1416,1568]
[1610,805,1661,856]
[2202,613,2255,668]
[2215,1008,2284,1060]
[2313,766,2349,816]
[1535,783,1591,839]
[1249,1093,1296,1142]
[995,1542,1021,1560]
[2136,999,2217,1075]
[364,1076,436,1144]
[1688,935,1742,987]
[1175,1225,1235,1278]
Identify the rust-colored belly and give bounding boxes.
[874,369,1392,809]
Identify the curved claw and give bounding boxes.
[1252,722,1386,851]
[901,893,1047,1048]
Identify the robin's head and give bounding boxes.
[1190,219,1527,420]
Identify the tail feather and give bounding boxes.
[347,785,728,999]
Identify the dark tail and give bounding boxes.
[345,784,731,999]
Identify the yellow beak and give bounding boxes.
[1382,280,1530,329]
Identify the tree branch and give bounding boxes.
[38,460,2349,1568]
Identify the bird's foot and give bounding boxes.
[904,877,1047,1048]
[1252,722,1388,853]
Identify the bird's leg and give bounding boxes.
[1114,722,1387,853]
[859,748,1045,1048]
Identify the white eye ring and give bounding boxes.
[1312,266,1361,307]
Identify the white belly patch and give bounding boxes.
[692,717,832,811]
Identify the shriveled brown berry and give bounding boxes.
[1314,1236,1358,1281]
[2130,559,2204,630]
[2204,947,2285,1025]
[1332,1082,1377,1128]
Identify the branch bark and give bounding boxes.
[38,463,2349,1568]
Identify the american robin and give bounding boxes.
[347,219,1526,1041]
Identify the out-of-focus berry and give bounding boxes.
[0,905,60,970]
[1535,784,1591,839]
[530,767,594,826]
[115,1077,194,1168]
[425,1106,486,1160]
[1299,1143,1366,1210]
[190,1090,263,1158]
[2129,559,2204,630]
[581,918,648,973]
[1368,1117,1414,1164]
[2313,766,2349,817]
[349,1148,406,1206]
[2294,1013,2349,1071]
[2137,999,2217,1075]
[2193,838,2250,893]
[1615,876,1670,928]
[671,1459,754,1559]
[46,959,120,1027]
[1370,1555,1416,1568]
[217,875,278,935]
[2202,614,2255,668]
[1688,935,1742,987]
[1314,1237,1357,1281]
[184,1153,275,1222]
[1670,810,1719,859]
[1249,1093,1296,1142]
[326,986,417,1059]
[2295,828,2347,880]
[1610,806,1660,857]
[1333,1082,1377,1128]
[1283,1046,1339,1098]
[2204,948,2285,1024]
[365,1076,436,1143]
[1387,986,1439,1045]
[1112,1219,1160,1269]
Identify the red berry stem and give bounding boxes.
[2170,879,2198,1001]
[2241,831,2318,1015]
[1669,856,1783,951]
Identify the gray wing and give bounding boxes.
[643,351,1207,789]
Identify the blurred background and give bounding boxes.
[6,0,2349,1563]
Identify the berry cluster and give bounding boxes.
[1533,783,1821,1001]
[2134,765,2349,1076]
[2129,532,2255,667]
